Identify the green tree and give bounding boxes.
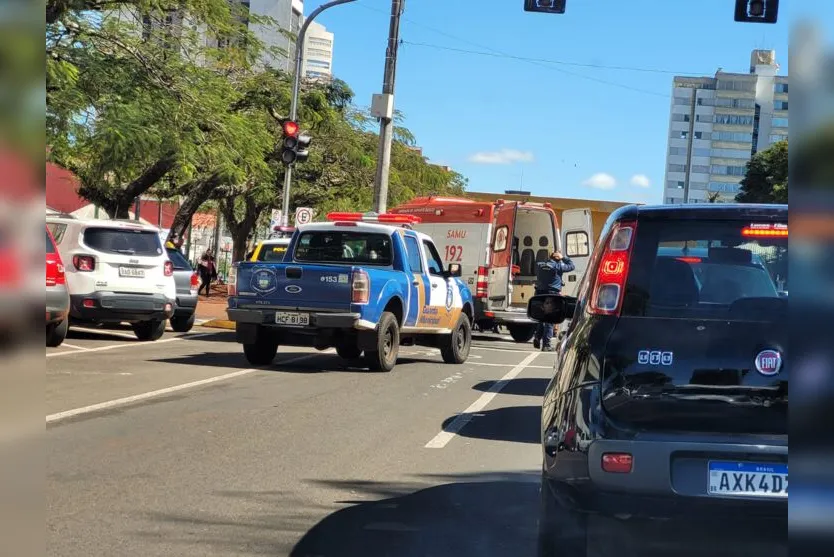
[735,140,788,203]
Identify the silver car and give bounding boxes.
[166,248,199,332]
[46,227,70,346]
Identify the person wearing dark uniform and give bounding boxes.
[533,250,575,351]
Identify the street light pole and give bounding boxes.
[281,0,357,226]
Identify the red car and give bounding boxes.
[46,226,70,347]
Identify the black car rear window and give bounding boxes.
[622,219,787,321]
[294,231,393,266]
[166,248,191,270]
[83,227,162,257]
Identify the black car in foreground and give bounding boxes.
[530,204,787,556]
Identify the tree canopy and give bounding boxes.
[735,140,788,204]
[46,1,467,260]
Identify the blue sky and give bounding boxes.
[306,0,827,204]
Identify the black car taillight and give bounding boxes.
[589,221,636,316]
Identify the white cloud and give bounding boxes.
[630,174,651,188]
[467,149,534,165]
[582,172,617,190]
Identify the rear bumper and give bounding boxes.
[174,293,198,316]
[69,292,175,323]
[227,308,361,329]
[544,436,788,519]
[46,286,70,325]
[490,309,534,325]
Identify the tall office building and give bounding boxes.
[663,50,788,204]
[302,21,334,80]
[248,0,303,72]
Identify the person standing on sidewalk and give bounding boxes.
[198,249,217,297]
[533,250,575,351]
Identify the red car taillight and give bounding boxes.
[72,254,95,272]
[352,269,370,304]
[475,266,488,299]
[164,261,174,277]
[190,272,199,291]
[589,221,637,316]
[46,255,66,286]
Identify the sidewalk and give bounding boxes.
[195,284,234,329]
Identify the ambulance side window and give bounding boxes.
[422,240,444,276]
[404,236,423,273]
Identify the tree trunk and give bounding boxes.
[167,173,223,242]
[221,194,267,263]
[77,155,177,219]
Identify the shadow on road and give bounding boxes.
[441,406,541,445]
[473,378,549,397]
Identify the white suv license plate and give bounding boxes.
[119,266,145,278]
[275,312,309,326]
[708,461,788,499]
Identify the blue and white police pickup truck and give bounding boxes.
[226,212,475,372]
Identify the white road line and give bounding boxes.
[71,326,138,339]
[46,353,317,424]
[46,333,214,358]
[470,345,539,354]
[60,343,90,351]
[424,351,541,449]
[468,362,551,369]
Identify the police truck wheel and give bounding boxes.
[441,314,472,364]
[508,324,537,343]
[336,344,362,360]
[243,338,279,366]
[365,311,399,372]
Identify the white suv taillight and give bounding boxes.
[590,221,637,316]
[72,254,95,272]
[227,264,237,296]
[352,269,370,304]
[164,261,174,277]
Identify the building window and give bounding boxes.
[708,182,742,194]
[565,232,590,258]
[774,100,789,110]
[666,180,685,189]
[711,165,746,176]
[679,131,689,139]
[669,146,688,156]
[307,60,331,69]
[674,97,690,106]
[713,131,754,143]
[693,148,711,157]
[774,82,789,93]
[668,164,687,173]
[769,134,787,144]
[772,117,789,128]
[694,131,708,140]
[714,114,754,126]
[691,165,710,174]
[717,79,756,92]
[711,148,751,159]
[689,181,708,191]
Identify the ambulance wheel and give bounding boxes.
[365,311,399,372]
[441,314,472,364]
[508,324,537,343]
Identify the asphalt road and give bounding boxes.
[46,326,787,557]
[47,325,550,557]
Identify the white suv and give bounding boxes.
[46,216,177,341]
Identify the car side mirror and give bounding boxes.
[446,263,462,278]
[527,294,577,324]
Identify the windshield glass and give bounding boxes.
[294,231,393,266]
[166,248,191,270]
[623,220,787,320]
[83,228,162,257]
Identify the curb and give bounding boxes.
[200,319,236,330]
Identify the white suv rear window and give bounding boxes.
[83,228,162,257]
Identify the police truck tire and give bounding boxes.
[336,344,362,360]
[243,338,278,366]
[365,312,399,372]
[508,324,537,343]
[441,314,472,364]
[132,319,166,341]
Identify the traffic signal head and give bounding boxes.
[295,133,312,163]
[523,0,566,14]
[282,120,299,137]
[279,120,312,165]
[734,0,778,23]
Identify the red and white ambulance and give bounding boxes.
[390,196,593,342]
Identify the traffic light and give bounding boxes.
[280,120,313,165]
[734,0,778,23]
[523,0,566,14]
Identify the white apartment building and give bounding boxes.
[664,50,789,204]
[302,21,334,80]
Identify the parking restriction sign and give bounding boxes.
[295,207,313,225]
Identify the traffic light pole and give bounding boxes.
[372,0,404,214]
[281,0,357,227]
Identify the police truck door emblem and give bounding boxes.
[251,268,278,295]
[445,285,454,311]
[755,350,782,376]
[285,285,302,294]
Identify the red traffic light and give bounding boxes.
[282,120,299,136]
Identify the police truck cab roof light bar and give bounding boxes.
[325,212,423,225]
